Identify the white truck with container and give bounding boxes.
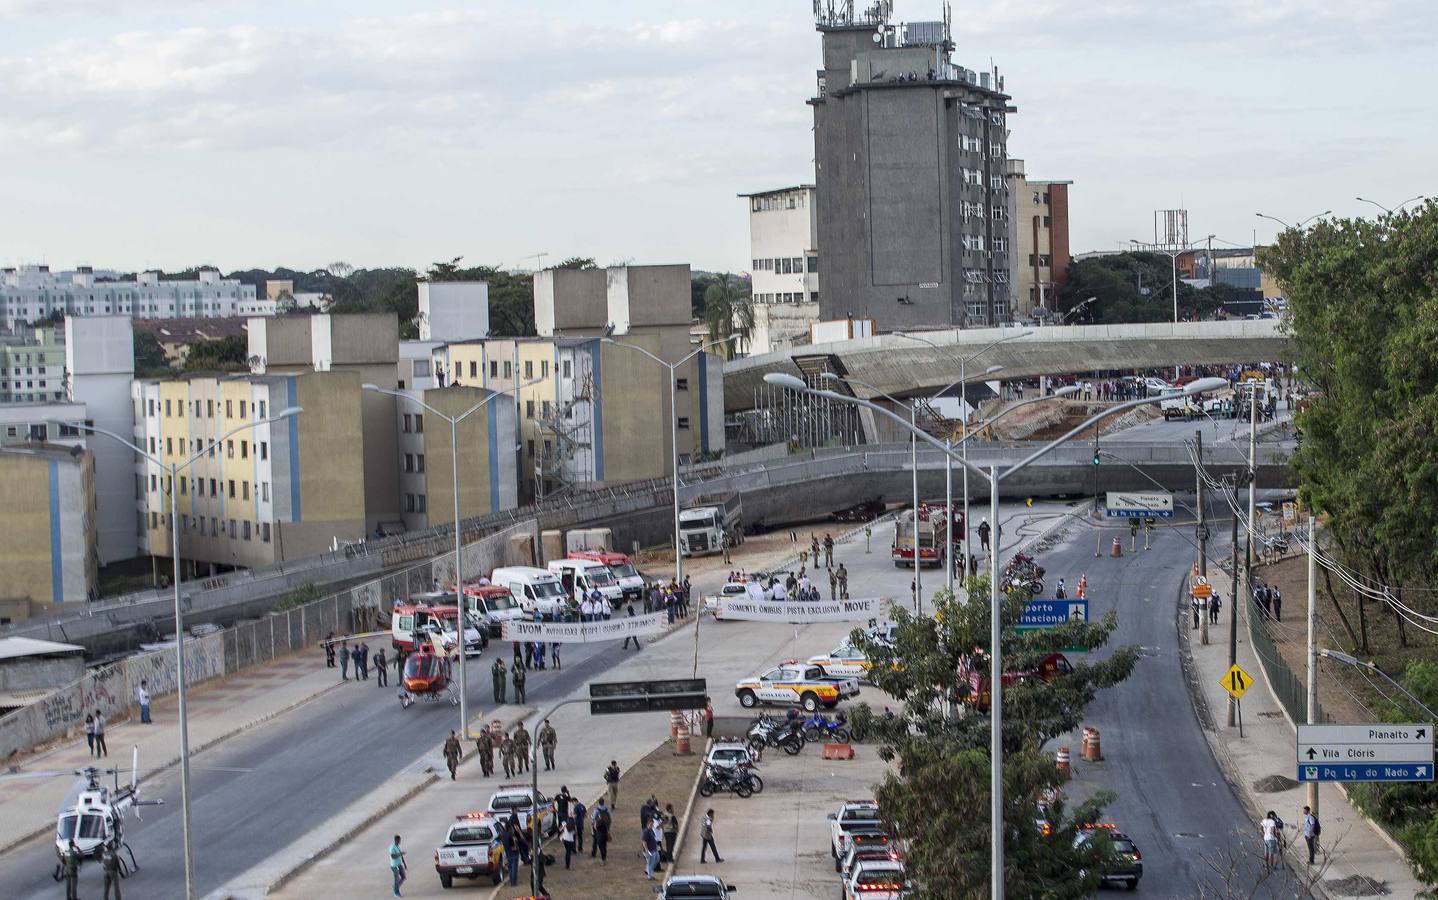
[546,558,623,610]
[490,566,571,620]
[678,492,743,557]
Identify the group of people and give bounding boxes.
[1260,805,1321,870]
[326,633,390,687]
[1191,589,1224,628]
[1253,581,1283,621]
[59,837,124,900]
[757,564,850,602]
[644,578,693,623]
[465,719,561,778]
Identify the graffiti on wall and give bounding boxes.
[81,664,125,717]
[124,633,225,698]
[42,688,83,730]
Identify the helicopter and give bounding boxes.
[50,748,162,880]
[398,639,459,709]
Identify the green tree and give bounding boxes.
[1057,252,1219,324]
[849,581,1139,896]
[183,334,249,372]
[133,330,171,377]
[276,581,324,611]
[423,257,536,337]
[701,274,753,358]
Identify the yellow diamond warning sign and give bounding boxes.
[1222,664,1253,700]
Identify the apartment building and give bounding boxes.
[413,385,520,525]
[131,370,366,573]
[1007,159,1072,319]
[0,326,67,404]
[1,265,257,333]
[740,186,821,355]
[0,443,98,621]
[65,316,138,565]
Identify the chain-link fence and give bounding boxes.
[1246,592,1331,725]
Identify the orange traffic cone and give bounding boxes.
[1110,536,1123,557]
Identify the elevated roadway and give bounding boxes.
[725,319,1290,412]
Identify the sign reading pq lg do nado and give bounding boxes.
[1297,723,1435,783]
[1105,491,1174,519]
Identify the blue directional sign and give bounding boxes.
[1018,599,1089,629]
[1298,763,1433,783]
[1105,491,1174,518]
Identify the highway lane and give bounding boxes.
[0,619,667,899]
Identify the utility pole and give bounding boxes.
[1196,430,1209,645]
[1227,476,1241,728]
[1306,514,1319,817]
[1093,432,1102,557]
[1245,385,1258,591]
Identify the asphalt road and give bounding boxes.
[0,627,642,900]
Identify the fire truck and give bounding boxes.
[891,504,964,569]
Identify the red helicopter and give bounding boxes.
[397,641,458,709]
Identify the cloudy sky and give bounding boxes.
[0,0,1431,274]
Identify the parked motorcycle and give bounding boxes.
[801,711,852,743]
[699,763,754,798]
[746,715,806,756]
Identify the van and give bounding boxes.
[461,583,526,635]
[546,558,623,607]
[568,550,646,600]
[490,567,571,620]
[391,594,483,656]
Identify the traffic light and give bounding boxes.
[1092,449,1101,465]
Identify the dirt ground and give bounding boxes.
[492,738,703,899]
[1254,551,1438,722]
[636,524,844,583]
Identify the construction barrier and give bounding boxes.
[821,743,856,760]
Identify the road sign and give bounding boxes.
[1018,599,1089,629]
[1105,491,1174,519]
[1299,763,1433,783]
[1295,723,1434,775]
[589,678,707,715]
[1221,664,1253,699]
[1191,579,1213,600]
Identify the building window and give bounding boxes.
[242,481,250,500]
[415,494,426,513]
[239,400,247,418]
[469,360,478,378]
[179,477,187,495]
[1039,254,1052,267]
[416,453,425,473]
[807,256,818,273]
[562,360,571,378]
[453,362,461,382]
[260,441,268,460]
[227,440,234,458]
[226,400,233,417]
[228,479,236,498]
[242,520,251,540]
[405,493,415,513]
[209,478,216,495]
[527,439,535,457]
[415,414,423,433]
[503,361,512,378]
[207,400,214,417]
[404,453,414,473]
[525,400,535,419]
[541,400,551,419]
[781,258,792,274]
[490,360,498,378]
[811,291,820,303]
[165,437,173,455]
[677,417,691,430]
[228,519,237,538]
[241,440,248,459]
[524,360,533,378]
[261,522,271,543]
[675,378,689,391]
[150,511,158,529]
[541,360,549,377]
[150,473,158,492]
[402,413,412,433]
[1043,216,1051,227]
[262,481,269,502]
[258,400,266,418]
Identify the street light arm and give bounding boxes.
[363,380,540,424]
[53,419,159,469]
[453,378,545,424]
[805,387,991,483]
[1320,649,1438,721]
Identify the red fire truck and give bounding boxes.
[891,504,965,568]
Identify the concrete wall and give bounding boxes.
[421,386,519,522]
[0,654,83,693]
[597,339,668,481]
[534,269,607,336]
[428,520,539,589]
[418,282,490,342]
[65,316,137,565]
[750,302,819,356]
[0,447,96,609]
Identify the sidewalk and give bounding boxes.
[0,650,341,854]
[1185,585,1425,896]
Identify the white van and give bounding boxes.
[546,558,623,608]
[490,567,571,620]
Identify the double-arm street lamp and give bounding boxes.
[764,371,1226,899]
[1355,196,1426,215]
[61,406,303,900]
[1255,210,1331,231]
[602,335,739,588]
[363,381,539,741]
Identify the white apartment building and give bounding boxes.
[396,339,442,532]
[0,325,67,404]
[740,185,820,355]
[1,265,257,333]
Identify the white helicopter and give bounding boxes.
[49,748,161,879]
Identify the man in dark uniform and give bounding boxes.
[475,728,495,777]
[373,647,389,687]
[512,660,527,704]
[491,658,508,703]
[102,841,123,900]
[538,720,558,771]
[513,722,532,774]
[443,730,462,780]
[62,839,81,900]
[500,732,516,778]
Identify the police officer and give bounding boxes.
[513,723,532,774]
[538,720,558,771]
[476,727,496,777]
[511,660,527,704]
[500,731,516,778]
[443,730,462,780]
[491,658,508,703]
[823,533,835,568]
[836,563,849,600]
[62,839,81,900]
[102,841,122,900]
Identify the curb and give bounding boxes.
[0,678,343,857]
[670,737,711,865]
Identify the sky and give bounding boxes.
[0,0,1432,275]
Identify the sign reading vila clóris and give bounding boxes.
[715,596,885,623]
[501,612,666,643]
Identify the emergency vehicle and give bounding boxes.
[484,784,559,836]
[962,651,1074,712]
[568,549,646,601]
[433,812,504,888]
[460,582,526,636]
[842,859,907,899]
[891,504,963,568]
[807,643,873,682]
[390,599,482,656]
[828,799,882,859]
[735,662,860,712]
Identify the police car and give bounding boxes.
[433,812,504,888]
[828,799,882,858]
[735,662,860,712]
[484,784,558,836]
[703,580,760,621]
[1074,823,1143,890]
[807,643,873,682]
[842,859,907,899]
[656,873,736,898]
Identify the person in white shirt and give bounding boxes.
[770,581,786,602]
[1301,805,1319,865]
[136,680,152,724]
[1260,810,1282,870]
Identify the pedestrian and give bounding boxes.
[132,679,149,722]
[828,567,838,599]
[604,759,621,809]
[621,600,642,651]
[665,590,676,624]
[699,809,723,863]
[642,814,661,879]
[502,825,520,885]
[1302,805,1320,865]
[560,816,576,869]
[359,642,370,680]
[1272,585,1283,622]
[351,644,363,680]
[93,709,108,757]
[721,530,732,564]
[572,798,586,854]
[704,698,714,738]
[823,532,835,568]
[978,518,991,552]
[1260,810,1281,871]
[374,647,388,686]
[62,839,80,900]
[102,840,122,900]
[539,719,558,770]
[641,794,657,841]
[389,834,408,897]
[969,553,979,579]
[837,563,849,599]
[662,803,678,863]
[532,838,549,897]
[1055,578,1066,600]
[524,640,535,669]
[476,728,495,777]
[552,641,562,670]
[1210,592,1222,625]
[592,799,612,863]
[492,657,508,703]
[324,632,336,668]
[512,641,524,670]
[514,722,532,773]
[512,660,527,704]
[340,639,350,680]
[555,785,572,827]
[85,713,95,756]
[1192,594,1203,630]
[443,730,462,780]
[535,641,547,670]
[681,576,692,617]
[810,534,820,561]
[501,731,516,778]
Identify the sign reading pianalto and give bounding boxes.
[715,596,886,623]
[501,612,666,643]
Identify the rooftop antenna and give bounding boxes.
[527,252,548,272]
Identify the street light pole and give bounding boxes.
[763,373,1226,900]
[65,409,302,900]
[911,400,920,612]
[1306,513,1319,818]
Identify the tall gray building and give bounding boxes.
[810,3,1016,328]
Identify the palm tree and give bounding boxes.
[702,274,754,359]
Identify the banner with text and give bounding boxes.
[501,613,667,644]
[715,596,886,623]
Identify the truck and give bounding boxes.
[891,505,959,568]
[678,492,743,557]
[1159,387,1199,420]
[433,812,504,888]
[568,549,646,601]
